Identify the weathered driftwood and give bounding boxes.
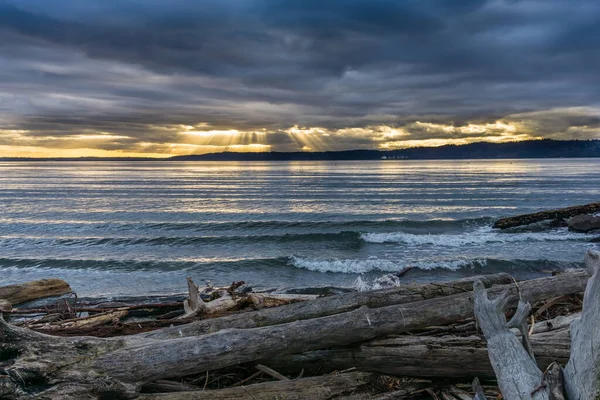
[265,328,570,379]
[0,299,11,312]
[0,271,587,398]
[563,250,600,399]
[8,302,183,316]
[492,201,600,229]
[473,249,600,400]
[179,278,239,319]
[178,278,313,319]
[28,310,129,331]
[473,280,546,399]
[0,279,71,305]
[143,273,514,339]
[137,372,373,400]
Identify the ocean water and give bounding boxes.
[0,159,599,297]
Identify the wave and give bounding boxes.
[361,228,595,247]
[143,217,495,231]
[0,231,364,247]
[0,255,490,275]
[288,255,488,274]
[0,255,586,281]
[1,217,495,233]
[1,225,594,250]
[289,255,585,275]
[0,256,291,273]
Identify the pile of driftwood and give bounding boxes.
[0,249,598,399]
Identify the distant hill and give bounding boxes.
[2,139,599,161]
[171,139,600,161]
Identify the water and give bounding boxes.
[0,159,599,297]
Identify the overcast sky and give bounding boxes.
[1,0,599,157]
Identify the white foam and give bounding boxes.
[361,228,593,247]
[289,255,486,274]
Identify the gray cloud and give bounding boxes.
[0,0,599,155]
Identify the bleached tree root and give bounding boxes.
[473,279,548,399]
[473,249,600,400]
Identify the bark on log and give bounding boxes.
[492,201,600,229]
[264,329,570,379]
[0,271,587,398]
[142,273,513,340]
[0,279,71,305]
[137,372,373,400]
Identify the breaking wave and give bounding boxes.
[288,255,488,274]
[361,228,595,247]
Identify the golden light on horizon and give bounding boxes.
[286,125,328,151]
[0,118,550,158]
[0,145,173,158]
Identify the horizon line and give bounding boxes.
[0,139,598,160]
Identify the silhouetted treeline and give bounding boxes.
[2,139,599,161]
[171,139,600,161]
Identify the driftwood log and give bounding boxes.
[0,279,71,305]
[473,249,600,399]
[266,321,571,379]
[144,273,513,339]
[0,271,588,398]
[493,201,600,229]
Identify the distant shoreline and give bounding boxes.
[1,139,599,162]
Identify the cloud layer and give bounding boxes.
[0,0,599,156]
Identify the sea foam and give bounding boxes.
[288,255,486,274]
[360,228,594,247]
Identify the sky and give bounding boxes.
[0,0,599,157]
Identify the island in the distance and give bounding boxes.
[1,139,599,161]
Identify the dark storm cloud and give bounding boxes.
[0,0,599,154]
